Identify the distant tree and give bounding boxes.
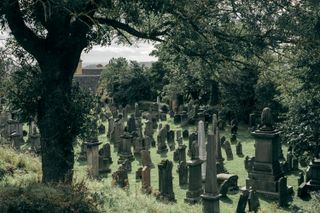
[99,57,153,106]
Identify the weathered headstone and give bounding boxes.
[236,141,244,157]
[224,140,233,160]
[182,129,189,140]
[185,141,204,203]
[198,120,206,180]
[141,150,154,168]
[85,139,102,178]
[278,177,288,207]
[136,167,143,181]
[112,164,129,188]
[248,189,260,213]
[141,166,152,194]
[178,161,188,186]
[230,133,237,144]
[157,126,168,154]
[158,160,176,202]
[167,130,175,151]
[118,133,134,164]
[173,114,181,125]
[246,107,291,199]
[216,129,224,163]
[236,190,249,213]
[292,156,299,171]
[298,172,304,186]
[127,114,137,134]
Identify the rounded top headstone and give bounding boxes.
[260,107,274,131]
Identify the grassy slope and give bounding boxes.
[73,116,312,213]
[0,116,314,213]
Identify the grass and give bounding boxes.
[0,116,317,212]
[73,116,316,213]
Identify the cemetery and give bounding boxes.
[0,1,320,213]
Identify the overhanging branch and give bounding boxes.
[4,0,45,60]
[95,17,169,42]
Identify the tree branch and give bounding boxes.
[4,0,45,60]
[95,17,168,42]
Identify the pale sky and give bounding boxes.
[81,42,157,66]
[1,31,157,65]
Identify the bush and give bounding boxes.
[0,183,100,213]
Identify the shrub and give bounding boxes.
[0,183,100,213]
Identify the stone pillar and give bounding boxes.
[185,141,204,203]
[158,160,176,202]
[212,113,218,134]
[198,121,206,180]
[201,133,220,213]
[85,139,102,178]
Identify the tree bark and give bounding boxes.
[37,59,76,183]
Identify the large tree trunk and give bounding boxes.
[37,60,76,183]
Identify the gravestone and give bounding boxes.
[236,141,244,157]
[292,157,299,171]
[100,143,112,163]
[177,144,187,163]
[305,157,320,191]
[173,114,181,124]
[112,118,124,149]
[201,133,220,213]
[182,129,189,140]
[248,189,260,213]
[217,119,225,130]
[157,126,168,154]
[224,140,233,160]
[144,120,154,137]
[178,161,188,186]
[246,107,291,199]
[84,139,102,178]
[141,150,154,168]
[249,113,256,131]
[118,133,134,164]
[136,167,143,181]
[173,150,179,162]
[112,164,129,188]
[10,131,23,150]
[278,177,288,207]
[107,118,114,138]
[122,159,132,172]
[141,166,152,194]
[127,114,137,134]
[217,173,239,191]
[287,151,293,171]
[230,133,237,144]
[185,141,204,204]
[298,172,304,186]
[236,190,249,213]
[158,160,176,202]
[181,111,188,126]
[198,120,206,180]
[220,136,226,147]
[167,130,175,151]
[216,129,224,163]
[188,132,197,156]
[176,130,182,141]
[133,137,143,155]
[134,102,141,118]
[98,124,106,134]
